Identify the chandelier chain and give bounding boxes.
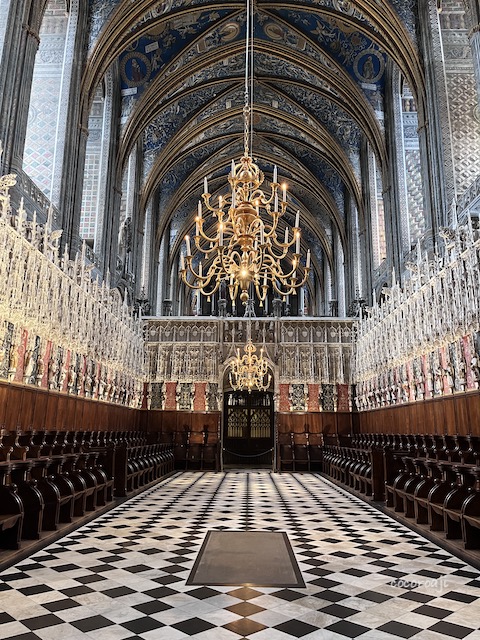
[180,0,311,317]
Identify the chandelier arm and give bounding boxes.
[254,283,268,303]
[262,247,290,264]
[195,229,222,247]
[262,217,280,238]
[289,266,311,290]
[182,256,224,292]
[271,278,297,298]
[202,194,231,214]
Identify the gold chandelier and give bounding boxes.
[229,334,271,392]
[180,0,310,308]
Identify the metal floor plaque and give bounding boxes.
[187,531,305,588]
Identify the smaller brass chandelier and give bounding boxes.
[179,0,310,308]
[229,335,271,392]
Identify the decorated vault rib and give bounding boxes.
[355,223,480,410]
[0,160,145,407]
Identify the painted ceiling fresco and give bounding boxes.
[86,0,419,274]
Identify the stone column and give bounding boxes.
[49,0,84,207]
[96,69,122,276]
[384,61,411,280]
[359,137,375,303]
[334,228,346,317]
[0,0,12,61]
[466,1,480,108]
[140,199,153,296]
[91,70,115,257]
[0,1,44,174]
[416,0,456,234]
[126,141,144,291]
[55,2,90,254]
[156,225,168,315]
[344,188,363,303]
[323,258,332,316]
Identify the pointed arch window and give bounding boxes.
[23,0,78,205]
[399,79,424,249]
[80,84,105,246]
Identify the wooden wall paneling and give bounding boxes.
[431,398,446,434]
[89,401,99,429]
[95,402,106,429]
[453,394,469,436]
[314,413,324,433]
[443,395,458,435]
[161,410,176,434]
[291,413,308,433]
[280,413,295,434]
[4,385,25,430]
[336,412,352,435]
[83,399,96,430]
[351,411,360,434]
[127,407,138,431]
[137,409,148,432]
[466,392,480,435]
[113,404,123,430]
[321,412,337,435]
[374,408,384,432]
[64,396,77,430]
[362,408,378,433]
[191,412,214,433]
[0,382,8,426]
[73,398,84,430]
[145,409,162,434]
[276,413,285,434]
[17,387,36,430]
[55,395,70,429]
[387,406,398,433]
[32,389,48,430]
[403,403,411,433]
[358,409,369,433]
[412,401,424,434]
[302,414,313,432]
[416,400,438,433]
[106,404,118,431]
[44,392,58,429]
[176,411,192,434]
[358,410,370,433]
[132,407,141,430]
[108,404,121,430]
[369,408,381,433]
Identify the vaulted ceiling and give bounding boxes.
[83,0,424,302]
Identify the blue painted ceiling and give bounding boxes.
[87,0,419,271]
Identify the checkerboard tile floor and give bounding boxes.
[1,471,480,639]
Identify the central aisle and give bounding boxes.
[1,471,480,639]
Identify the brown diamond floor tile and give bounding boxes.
[227,587,263,600]
[226,602,265,617]
[223,618,267,636]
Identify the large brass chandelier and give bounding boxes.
[180,0,310,308]
[229,327,271,392]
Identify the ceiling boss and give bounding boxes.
[180,0,311,309]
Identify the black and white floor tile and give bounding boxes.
[1,471,480,639]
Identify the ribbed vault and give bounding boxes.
[81,0,425,315]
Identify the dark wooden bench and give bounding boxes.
[0,462,24,549]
